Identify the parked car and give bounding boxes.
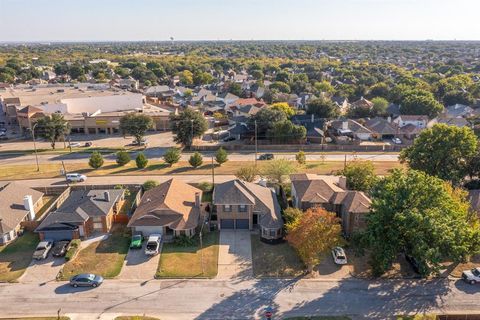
[51,240,71,257]
[84,141,93,147]
[66,173,87,183]
[130,234,143,249]
[145,234,162,255]
[69,274,104,288]
[0,131,6,137]
[258,153,274,160]
[331,247,348,265]
[33,240,53,260]
[392,137,402,145]
[462,267,480,285]
[222,136,236,142]
[68,142,82,148]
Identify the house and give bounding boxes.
[393,115,428,129]
[128,179,203,239]
[331,96,350,114]
[428,116,470,128]
[444,104,474,118]
[364,117,398,140]
[330,119,373,141]
[0,182,44,245]
[213,179,283,241]
[290,174,371,236]
[291,114,325,143]
[35,189,125,241]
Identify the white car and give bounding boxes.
[332,247,348,265]
[145,234,162,255]
[392,137,402,145]
[33,240,53,260]
[69,142,82,148]
[462,267,480,284]
[66,173,87,183]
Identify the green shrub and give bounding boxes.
[215,147,228,165]
[65,239,81,261]
[296,150,306,165]
[174,234,197,247]
[143,180,159,191]
[116,151,131,166]
[88,151,104,169]
[163,147,181,166]
[135,152,148,169]
[189,152,203,168]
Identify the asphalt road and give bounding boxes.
[0,278,478,319]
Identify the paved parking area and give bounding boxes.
[20,255,65,284]
[217,230,252,280]
[118,243,161,280]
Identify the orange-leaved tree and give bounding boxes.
[286,207,343,273]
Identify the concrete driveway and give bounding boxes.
[217,230,253,280]
[118,244,161,280]
[20,255,65,284]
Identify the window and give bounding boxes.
[269,230,276,237]
[262,228,267,236]
[223,205,232,212]
[92,216,102,223]
[239,205,247,212]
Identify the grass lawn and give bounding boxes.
[156,231,219,278]
[0,160,402,181]
[115,317,160,320]
[251,235,304,277]
[285,317,352,320]
[0,232,38,282]
[59,226,129,280]
[447,254,480,278]
[0,318,70,320]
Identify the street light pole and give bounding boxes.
[31,123,40,172]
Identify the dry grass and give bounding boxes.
[351,251,417,279]
[156,231,219,278]
[0,318,70,320]
[0,160,402,181]
[446,254,480,278]
[0,233,38,282]
[59,226,129,280]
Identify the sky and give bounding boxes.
[1,0,480,42]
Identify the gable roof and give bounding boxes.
[128,179,201,230]
[292,179,343,204]
[365,117,398,135]
[0,182,44,235]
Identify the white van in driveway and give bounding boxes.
[66,173,87,183]
[145,234,162,255]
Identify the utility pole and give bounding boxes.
[190,119,194,151]
[61,160,69,186]
[254,120,258,167]
[344,153,347,169]
[211,156,215,186]
[31,123,40,172]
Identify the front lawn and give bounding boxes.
[59,227,129,280]
[156,231,219,278]
[115,317,160,320]
[0,232,38,282]
[285,317,351,320]
[0,318,70,320]
[251,235,304,277]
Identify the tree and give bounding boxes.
[116,151,131,166]
[88,151,104,169]
[163,147,181,166]
[261,158,297,186]
[270,81,291,93]
[283,207,303,227]
[135,152,148,169]
[235,165,258,182]
[359,169,480,277]
[314,81,335,95]
[228,82,242,96]
[179,70,193,86]
[270,102,295,118]
[143,180,159,191]
[295,151,306,165]
[215,147,228,166]
[267,120,306,143]
[119,113,153,145]
[338,161,377,193]
[171,109,208,147]
[249,108,288,136]
[286,207,343,273]
[399,89,444,118]
[189,152,203,168]
[34,114,70,150]
[400,124,478,184]
[307,98,340,119]
[371,97,389,116]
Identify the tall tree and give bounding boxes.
[261,158,297,186]
[215,147,228,166]
[270,102,295,118]
[119,113,153,145]
[171,109,208,147]
[338,161,377,193]
[267,120,306,144]
[400,124,478,184]
[249,108,288,136]
[34,114,70,150]
[235,165,258,183]
[307,98,340,119]
[286,207,343,273]
[399,89,444,118]
[359,169,480,277]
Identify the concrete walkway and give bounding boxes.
[217,230,253,280]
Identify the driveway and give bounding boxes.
[118,243,161,280]
[217,230,252,280]
[20,255,65,284]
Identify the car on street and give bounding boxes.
[130,234,143,249]
[462,267,480,284]
[392,137,402,145]
[258,153,274,160]
[66,173,87,183]
[0,131,6,137]
[33,240,53,260]
[68,142,82,148]
[84,141,93,147]
[332,246,348,265]
[69,273,104,288]
[51,240,71,257]
[145,234,162,255]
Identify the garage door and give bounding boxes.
[133,226,164,237]
[43,230,74,241]
[220,219,235,229]
[235,219,250,229]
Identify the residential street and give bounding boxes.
[0,278,478,319]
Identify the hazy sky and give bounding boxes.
[1,0,480,42]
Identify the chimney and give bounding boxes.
[195,192,201,208]
[104,191,110,202]
[311,114,314,123]
[387,116,392,123]
[338,176,347,190]
[342,120,349,130]
[23,195,35,220]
